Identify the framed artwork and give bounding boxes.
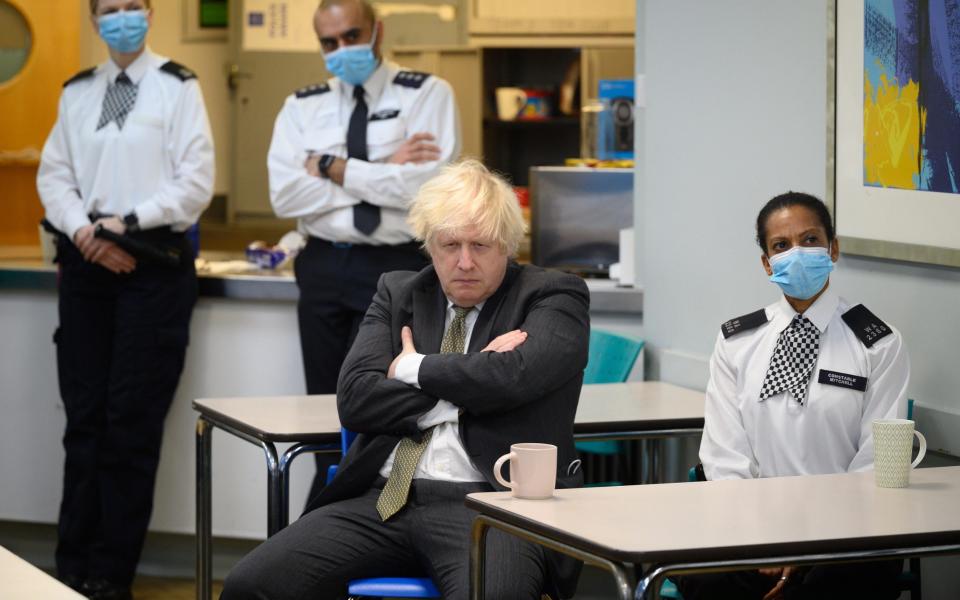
[833,0,960,267]
[182,0,228,42]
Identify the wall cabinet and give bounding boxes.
[391,44,633,186]
[468,0,635,38]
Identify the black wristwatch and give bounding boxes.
[122,211,140,233]
[317,154,336,179]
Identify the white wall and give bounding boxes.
[638,1,960,596]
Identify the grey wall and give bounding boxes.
[637,1,960,597]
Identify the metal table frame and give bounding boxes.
[468,499,960,600]
[194,412,339,600]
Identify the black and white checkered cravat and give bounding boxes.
[376,306,472,521]
[759,314,820,405]
[97,72,138,131]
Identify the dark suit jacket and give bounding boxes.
[308,260,590,596]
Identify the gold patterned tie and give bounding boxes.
[376,305,472,521]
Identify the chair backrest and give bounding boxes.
[583,329,644,384]
[341,427,357,454]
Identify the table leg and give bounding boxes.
[195,417,213,600]
[278,442,339,529]
[259,441,281,536]
[470,514,634,600]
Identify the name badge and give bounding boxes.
[817,369,867,392]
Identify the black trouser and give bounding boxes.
[294,238,428,503]
[220,479,550,600]
[675,559,904,600]
[54,231,197,586]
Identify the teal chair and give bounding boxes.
[576,329,644,485]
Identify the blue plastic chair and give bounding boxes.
[576,329,644,484]
[327,428,442,599]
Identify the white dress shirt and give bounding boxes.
[267,60,461,245]
[37,49,215,240]
[379,301,486,482]
[700,285,910,480]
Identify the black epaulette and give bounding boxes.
[393,70,430,89]
[295,83,331,98]
[159,60,197,81]
[841,304,893,348]
[720,308,768,339]
[63,67,96,88]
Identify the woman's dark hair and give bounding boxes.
[755,192,834,252]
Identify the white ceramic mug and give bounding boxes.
[493,442,557,499]
[495,87,526,121]
[873,419,927,488]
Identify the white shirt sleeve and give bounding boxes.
[700,332,760,480]
[134,79,215,230]
[267,97,358,219]
[394,352,459,429]
[37,93,92,241]
[846,330,911,472]
[342,77,461,209]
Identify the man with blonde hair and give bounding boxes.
[222,160,589,599]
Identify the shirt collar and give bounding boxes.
[773,283,838,334]
[446,299,484,314]
[338,60,390,105]
[103,47,154,85]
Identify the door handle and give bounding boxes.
[227,64,253,91]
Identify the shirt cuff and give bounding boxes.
[133,201,165,231]
[63,206,92,242]
[395,352,424,388]
[417,399,459,429]
[342,158,374,202]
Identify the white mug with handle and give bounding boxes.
[873,419,927,488]
[493,442,557,499]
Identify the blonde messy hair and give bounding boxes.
[408,160,526,257]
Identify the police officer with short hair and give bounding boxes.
[267,0,460,501]
[679,192,909,600]
[37,1,214,597]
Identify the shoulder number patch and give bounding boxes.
[721,308,768,339]
[817,369,867,391]
[841,304,892,348]
[160,60,197,81]
[63,67,96,88]
[393,70,430,89]
[295,82,331,98]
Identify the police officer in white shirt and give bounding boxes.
[36,1,214,597]
[679,193,909,600]
[267,0,460,502]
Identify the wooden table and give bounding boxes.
[192,381,703,600]
[0,546,85,599]
[193,395,341,600]
[466,466,960,599]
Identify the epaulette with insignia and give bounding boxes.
[63,67,96,88]
[393,70,430,89]
[159,60,197,81]
[720,308,768,339]
[295,83,331,98]
[841,304,892,348]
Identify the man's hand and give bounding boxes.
[482,329,527,353]
[304,153,321,177]
[73,222,136,274]
[760,566,797,600]
[388,326,419,379]
[388,133,441,165]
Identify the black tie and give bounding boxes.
[348,85,381,235]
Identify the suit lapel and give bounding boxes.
[468,262,520,352]
[412,276,446,354]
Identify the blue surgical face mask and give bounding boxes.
[98,10,149,53]
[767,246,835,300]
[323,23,379,86]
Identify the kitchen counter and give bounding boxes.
[0,248,643,313]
